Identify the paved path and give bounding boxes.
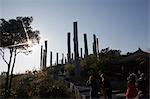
[57,74,126,99]
[75,85,126,99]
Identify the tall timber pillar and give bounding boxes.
[93,34,97,55]
[65,57,67,64]
[73,22,80,77]
[43,40,47,68]
[84,33,88,58]
[40,45,43,69]
[67,32,71,62]
[62,53,64,65]
[43,49,46,69]
[56,53,58,65]
[40,40,48,69]
[50,51,52,66]
[72,53,74,60]
[96,38,100,55]
[80,48,83,58]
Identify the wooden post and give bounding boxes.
[56,53,58,65]
[73,22,80,77]
[43,40,47,68]
[40,45,43,69]
[80,48,82,58]
[65,57,67,64]
[67,32,71,62]
[62,53,64,65]
[73,22,79,60]
[67,53,69,62]
[72,53,74,60]
[43,49,46,69]
[84,33,88,57]
[93,42,94,55]
[50,51,52,66]
[96,38,99,55]
[93,34,97,55]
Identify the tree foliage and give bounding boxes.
[80,48,122,80]
[0,17,40,97]
[0,17,40,48]
[64,63,75,75]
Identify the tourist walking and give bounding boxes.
[125,73,138,99]
[136,73,149,99]
[86,74,99,99]
[100,73,112,99]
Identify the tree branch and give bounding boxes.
[0,48,8,65]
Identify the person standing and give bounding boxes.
[100,73,112,99]
[136,73,149,99]
[86,74,99,99]
[125,73,138,99]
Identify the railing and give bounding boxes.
[63,80,82,99]
[57,74,90,99]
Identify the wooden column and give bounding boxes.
[73,22,79,60]
[43,49,46,69]
[62,53,64,65]
[50,51,52,66]
[65,57,67,64]
[40,45,43,69]
[84,33,88,57]
[96,38,99,55]
[93,34,97,55]
[67,32,71,62]
[43,40,47,68]
[72,53,74,60]
[56,53,58,65]
[80,48,82,58]
[73,21,80,77]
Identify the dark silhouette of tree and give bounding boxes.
[101,47,121,55]
[0,17,40,97]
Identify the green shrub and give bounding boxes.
[4,71,75,98]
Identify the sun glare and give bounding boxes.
[26,40,39,52]
[27,40,33,47]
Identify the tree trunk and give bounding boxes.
[9,49,17,94]
[5,48,13,97]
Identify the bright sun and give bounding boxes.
[27,40,33,47]
[26,40,39,52]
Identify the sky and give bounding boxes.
[0,0,149,74]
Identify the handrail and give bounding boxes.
[63,80,82,99]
